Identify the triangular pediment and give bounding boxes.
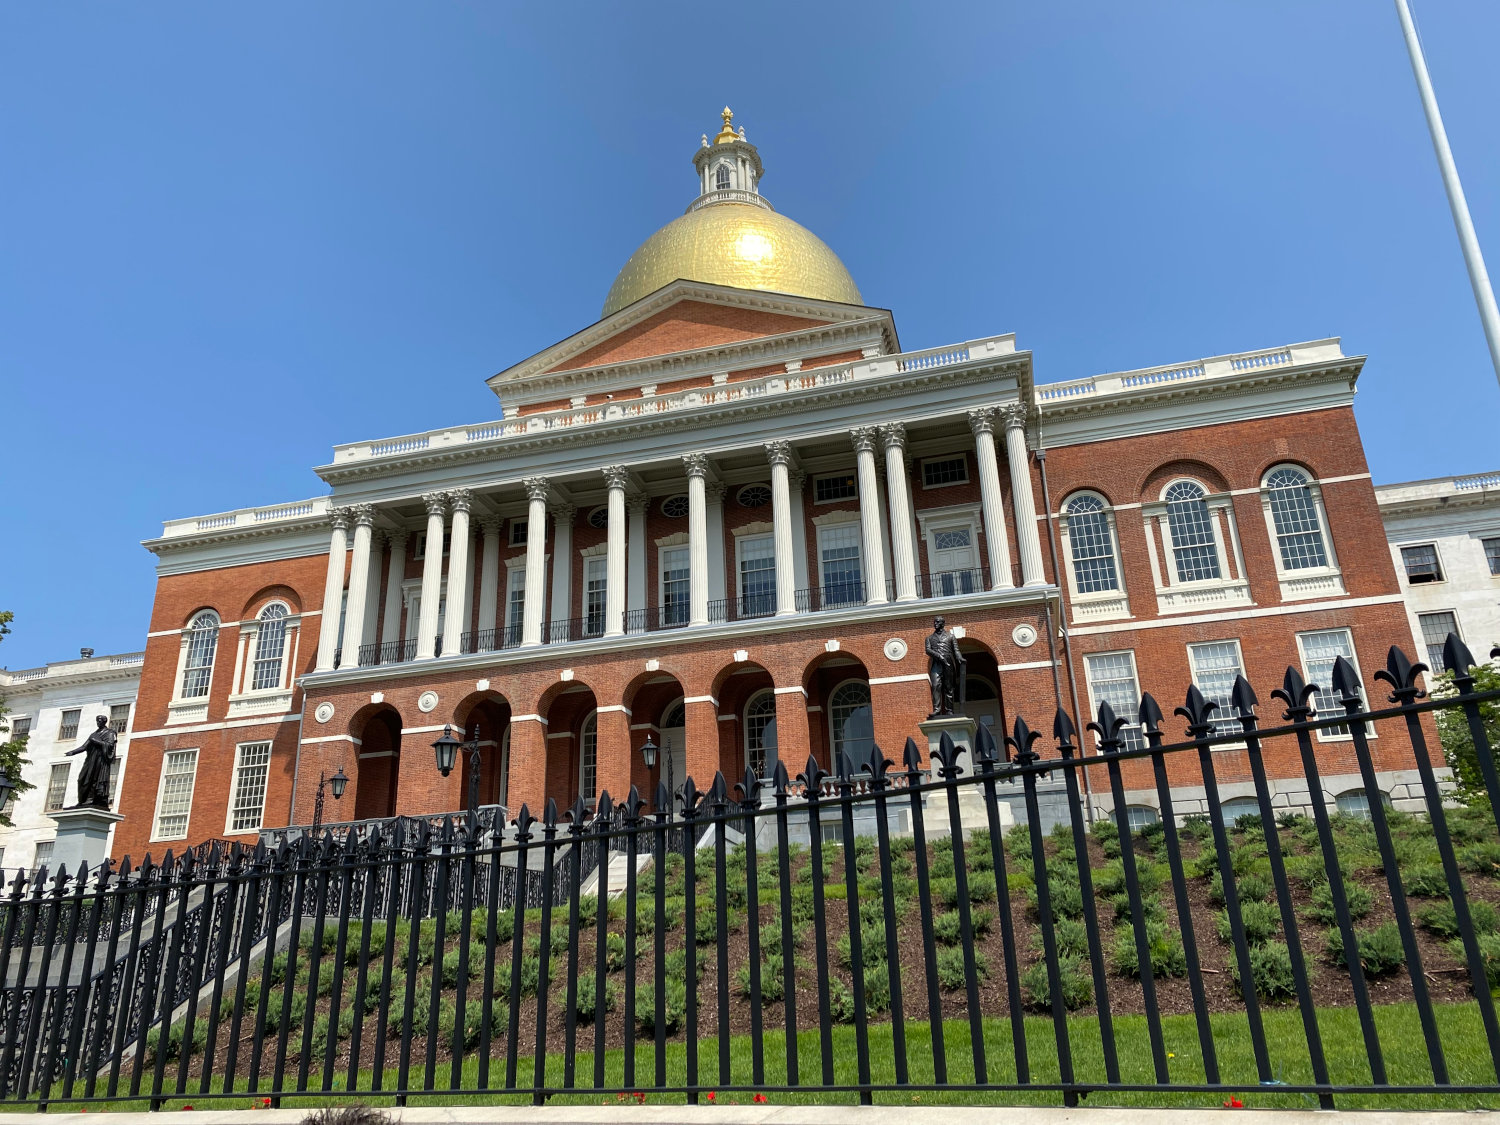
[488,280,896,409]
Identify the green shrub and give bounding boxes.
[1006,823,1033,862]
[1231,941,1301,1002]
[836,922,887,969]
[862,961,892,1014]
[828,976,856,1024]
[1404,865,1454,898]
[1107,891,1165,923]
[1096,859,1167,899]
[1020,956,1093,1011]
[1417,899,1500,939]
[1210,870,1271,906]
[966,872,997,904]
[525,924,572,958]
[1230,812,1264,834]
[1180,815,1211,842]
[1111,920,1188,979]
[269,951,290,986]
[929,876,959,910]
[734,954,785,1003]
[935,946,988,991]
[1325,922,1406,977]
[1187,845,1220,879]
[1091,818,1119,846]
[1031,916,1091,961]
[146,1020,208,1063]
[1451,933,1500,990]
[1458,842,1500,877]
[494,955,541,998]
[461,998,506,1049]
[1307,880,1373,925]
[1216,900,1279,946]
[1282,853,1328,887]
[605,931,629,971]
[573,973,620,1024]
[635,975,687,1033]
[929,850,956,879]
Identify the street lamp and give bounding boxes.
[311,766,347,836]
[432,724,484,816]
[639,732,675,817]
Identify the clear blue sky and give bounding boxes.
[3,2,1498,669]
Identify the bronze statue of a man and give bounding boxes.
[66,715,117,811]
[925,616,967,718]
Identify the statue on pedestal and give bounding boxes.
[925,616,967,718]
[66,715,117,811]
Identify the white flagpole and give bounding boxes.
[1395,0,1500,390]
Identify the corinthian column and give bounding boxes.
[549,504,575,640]
[339,505,377,668]
[765,442,798,616]
[879,423,919,602]
[416,492,447,659]
[850,428,888,605]
[441,490,473,656]
[380,530,408,649]
[684,453,710,626]
[1002,404,1046,586]
[603,466,629,637]
[521,478,549,646]
[476,517,502,642]
[968,408,1015,589]
[315,508,351,671]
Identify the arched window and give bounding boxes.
[1164,481,1221,582]
[1264,467,1329,571]
[580,712,598,803]
[180,611,220,698]
[1064,493,1120,593]
[1118,805,1159,831]
[744,690,777,776]
[1335,788,1389,820]
[1218,796,1260,825]
[250,603,289,691]
[828,680,874,771]
[715,163,732,190]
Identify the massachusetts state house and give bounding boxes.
[114,110,1431,860]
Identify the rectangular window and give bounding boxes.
[921,455,969,488]
[1418,611,1460,672]
[1296,628,1365,737]
[929,523,982,595]
[153,749,200,841]
[414,531,449,560]
[738,535,777,617]
[583,556,608,636]
[505,568,526,645]
[33,842,52,872]
[1168,501,1222,582]
[660,547,691,625]
[814,473,858,503]
[1187,640,1246,739]
[9,717,30,740]
[509,520,528,547]
[45,763,71,813]
[1401,543,1443,584]
[109,704,131,734]
[58,709,81,742]
[227,741,272,833]
[1485,537,1500,577]
[819,524,864,607]
[1083,651,1146,751]
[108,759,122,804]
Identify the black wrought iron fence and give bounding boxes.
[4,636,1500,1111]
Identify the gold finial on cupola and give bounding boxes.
[714,106,738,145]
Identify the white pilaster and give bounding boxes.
[1003,404,1047,587]
[380,531,408,647]
[766,442,798,616]
[685,453,710,626]
[315,509,350,671]
[880,423,919,602]
[416,492,447,660]
[477,517,502,639]
[603,466,629,637]
[706,483,727,608]
[626,495,648,630]
[549,504,575,639]
[789,470,810,594]
[361,538,381,655]
[521,479,549,647]
[339,505,376,668]
[851,428,889,605]
[969,408,1015,589]
[440,491,473,656]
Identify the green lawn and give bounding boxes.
[29,1000,1500,1114]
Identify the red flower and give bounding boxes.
[263,1099,272,1106]
[1224,1097,1245,1108]
[707,1092,716,1102]
[182,1107,193,1112]
[753,1093,769,1104]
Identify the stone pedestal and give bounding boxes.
[49,808,124,875]
[917,715,1013,834]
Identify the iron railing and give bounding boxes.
[357,639,418,667]
[460,628,522,655]
[4,635,1500,1110]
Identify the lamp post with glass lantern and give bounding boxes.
[310,766,348,836]
[432,723,484,816]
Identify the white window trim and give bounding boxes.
[658,542,692,620]
[916,509,982,580]
[231,601,300,700]
[1468,530,1500,580]
[826,677,873,765]
[815,521,865,603]
[735,531,777,607]
[1186,638,1248,750]
[45,761,72,814]
[1143,480,1251,614]
[1294,628,1373,742]
[168,613,221,725]
[504,561,528,637]
[413,530,449,560]
[1397,540,1447,586]
[579,710,599,802]
[1258,465,1344,602]
[744,688,777,774]
[1082,649,1144,741]
[225,740,273,834]
[1415,609,1463,673]
[919,453,970,490]
[812,471,859,505]
[151,748,200,842]
[508,519,528,547]
[1059,492,1131,623]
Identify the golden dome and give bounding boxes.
[603,201,862,316]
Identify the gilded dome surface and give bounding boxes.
[602,201,862,316]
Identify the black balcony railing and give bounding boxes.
[357,638,418,667]
[460,627,522,655]
[706,593,777,623]
[915,565,991,599]
[795,579,869,613]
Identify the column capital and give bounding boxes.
[422,491,449,517]
[448,488,474,514]
[477,515,503,536]
[523,477,550,503]
[708,481,728,504]
[683,452,711,479]
[877,422,907,452]
[548,502,576,523]
[967,407,998,437]
[626,492,651,516]
[385,528,410,550]
[764,440,793,467]
[349,504,377,528]
[1000,402,1029,431]
[328,507,352,533]
[850,427,880,454]
[602,465,630,491]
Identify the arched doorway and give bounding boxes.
[538,681,600,810]
[352,704,402,821]
[455,693,512,811]
[803,652,874,774]
[712,660,778,787]
[959,640,1005,739]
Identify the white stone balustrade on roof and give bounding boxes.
[1035,339,1344,405]
[158,496,331,539]
[0,651,147,688]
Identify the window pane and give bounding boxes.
[1485,538,1500,577]
[814,474,858,502]
[584,558,608,635]
[1165,483,1221,582]
[745,692,777,777]
[1418,611,1459,671]
[661,547,690,624]
[46,763,71,813]
[10,717,30,740]
[33,842,53,872]
[1220,796,1260,825]
[109,704,131,734]
[1401,544,1443,583]
[154,749,200,840]
[921,456,968,487]
[1083,652,1145,751]
[1298,628,1360,735]
[1266,470,1328,570]
[820,524,863,605]
[182,613,220,698]
[1066,496,1120,593]
[580,717,598,801]
[506,569,527,644]
[739,535,777,617]
[229,742,272,833]
[58,709,81,741]
[251,604,289,690]
[829,682,874,770]
[1188,641,1244,737]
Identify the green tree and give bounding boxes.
[1431,661,1500,805]
[0,612,37,826]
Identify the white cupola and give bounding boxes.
[691,107,769,211]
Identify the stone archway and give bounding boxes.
[453,691,512,811]
[350,703,403,821]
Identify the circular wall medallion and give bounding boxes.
[883,637,908,662]
[314,702,335,724]
[417,690,440,713]
[1012,624,1039,649]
